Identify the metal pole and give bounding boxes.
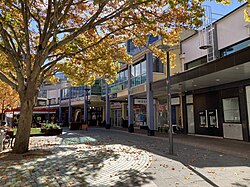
[167,51,173,155]
[48,99,50,123]
[105,83,110,129]
[86,89,88,125]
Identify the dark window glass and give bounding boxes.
[184,57,207,70]
[153,57,164,73]
[221,38,250,57]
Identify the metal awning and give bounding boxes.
[152,46,250,96]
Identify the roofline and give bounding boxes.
[181,2,248,43]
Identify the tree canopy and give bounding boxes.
[0,0,248,153]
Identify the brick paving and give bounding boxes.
[1,127,250,187]
[0,136,152,187]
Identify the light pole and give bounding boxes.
[84,86,90,125]
[48,99,51,123]
[157,44,173,155]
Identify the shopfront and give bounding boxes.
[133,104,146,128]
[193,91,222,137]
[111,103,122,127]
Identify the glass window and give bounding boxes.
[141,60,146,74]
[124,70,128,80]
[222,97,241,123]
[184,56,207,70]
[221,38,250,57]
[131,65,135,77]
[135,76,141,86]
[153,57,164,73]
[141,74,146,84]
[135,63,141,76]
[120,71,125,81]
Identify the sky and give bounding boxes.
[203,0,246,22]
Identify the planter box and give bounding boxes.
[42,128,62,135]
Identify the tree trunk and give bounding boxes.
[12,94,35,154]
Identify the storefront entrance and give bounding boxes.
[133,105,147,129]
[111,109,122,127]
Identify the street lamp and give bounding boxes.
[157,44,174,155]
[84,86,90,125]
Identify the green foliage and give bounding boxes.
[42,123,61,130]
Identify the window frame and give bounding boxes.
[222,97,241,124]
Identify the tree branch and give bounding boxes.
[21,1,32,78]
[0,71,17,90]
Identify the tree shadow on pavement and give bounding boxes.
[0,145,119,186]
[112,169,154,187]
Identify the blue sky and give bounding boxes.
[203,0,245,21]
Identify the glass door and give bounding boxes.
[187,105,195,134]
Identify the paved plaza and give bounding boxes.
[0,128,250,187]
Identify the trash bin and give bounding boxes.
[0,130,4,152]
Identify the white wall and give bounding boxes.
[217,5,249,50]
[181,4,249,65]
[181,34,207,63]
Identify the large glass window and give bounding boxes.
[131,65,135,77]
[221,38,250,57]
[38,90,47,98]
[124,70,128,80]
[184,56,207,70]
[61,88,70,100]
[141,60,146,74]
[222,97,241,123]
[135,63,141,76]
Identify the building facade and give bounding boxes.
[38,3,250,142]
[152,3,250,141]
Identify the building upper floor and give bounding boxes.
[181,3,250,71]
[37,76,102,107]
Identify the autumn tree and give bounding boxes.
[0,0,248,154]
[0,81,19,123]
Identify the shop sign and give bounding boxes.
[171,97,180,105]
[134,99,147,105]
[134,99,156,105]
[186,95,193,104]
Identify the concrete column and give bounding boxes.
[239,86,249,141]
[146,52,154,136]
[128,64,134,132]
[68,87,72,124]
[58,106,62,122]
[181,93,188,134]
[105,83,111,129]
[58,89,62,122]
[84,85,88,124]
